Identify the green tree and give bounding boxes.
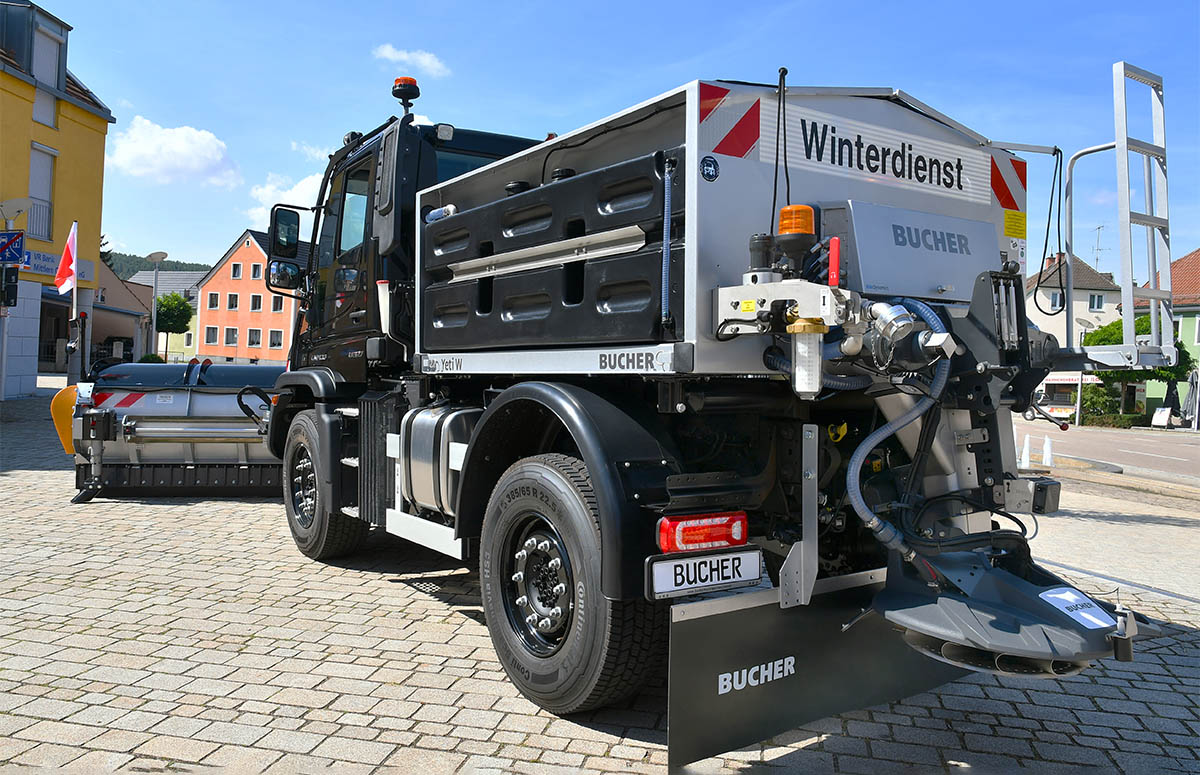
[155,292,193,334]
[99,234,113,269]
[1082,315,1196,412]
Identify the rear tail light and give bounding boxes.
[657,511,748,553]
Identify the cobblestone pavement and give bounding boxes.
[1,397,1197,774]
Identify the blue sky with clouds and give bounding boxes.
[51,0,1199,281]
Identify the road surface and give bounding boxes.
[1012,416,1199,481]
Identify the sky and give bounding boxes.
[48,0,1200,283]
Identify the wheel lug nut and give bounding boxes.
[511,571,524,583]
[537,540,551,552]
[549,606,562,619]
[524,538,537,550]
[514,550,527,562]
[515,595,528,607]
[548,558,562,571]
[553,583,566,597]
[526,614,539,626]
[538,618,552,631]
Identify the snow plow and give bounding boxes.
[50,359,283,502]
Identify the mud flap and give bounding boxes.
[667,583,965,768]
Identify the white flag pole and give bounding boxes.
[70,221,80,379]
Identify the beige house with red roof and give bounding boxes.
[1024,255,1123,416]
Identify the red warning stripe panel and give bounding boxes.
[1012,158,1027,189]
[712,100,761,158]
[114,392,145,408]
[698,83,730,124]
[93,392,113,407]
[990,158,1019,211]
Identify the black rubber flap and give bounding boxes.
[667,584,964,768]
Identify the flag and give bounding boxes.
[55,221,78,295]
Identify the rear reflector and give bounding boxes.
[657,512,748,553]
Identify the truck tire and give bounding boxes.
[283,409,367,560]
[480,453,665,714]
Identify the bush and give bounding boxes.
[1077,384,1120,416]
[138,353,165,363]
[1083,413,1150,428]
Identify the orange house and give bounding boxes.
[194,230,307,365]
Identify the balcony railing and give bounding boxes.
[27,197,52,241]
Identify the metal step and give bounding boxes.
[335,407,360,418]
[340,505,359,518]
[341,456,359,468]
[1128,211,1169,232]
[1126,137,1166,160]
[1133,287,1172,301]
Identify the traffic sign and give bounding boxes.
[0,230,24,265]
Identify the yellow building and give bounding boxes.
[0,1,113,395]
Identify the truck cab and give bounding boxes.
[267,101,537,384]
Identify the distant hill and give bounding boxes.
[104,252,212,280]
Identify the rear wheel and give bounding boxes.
[283,409,367,560]
[480,454,665,714]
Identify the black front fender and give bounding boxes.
[266,367,354,459]
[456,382,675,601]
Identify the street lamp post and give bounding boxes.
[1074,318,1095,427]
[147,251,167,358]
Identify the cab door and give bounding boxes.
[307,156,376,381]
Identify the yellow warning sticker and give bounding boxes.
[1004,209,1027,239]
[740,299,756,313]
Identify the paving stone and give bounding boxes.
[309,735,396,765]
[132,734,220,762]
[14,719,104,746]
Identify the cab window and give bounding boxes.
[339,166,370,254]
[436,150,497,183]
[315,174,344,269]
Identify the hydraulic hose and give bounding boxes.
[845,298,950,559]
[763,347,872,390]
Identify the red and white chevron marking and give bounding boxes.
[91,391,143,408]
[699,83,761,159]
[990,155,1027,211]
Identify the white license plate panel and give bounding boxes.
[649,548,762,600]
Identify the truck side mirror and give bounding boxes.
[268,206,301,260]
[268,260,302,291]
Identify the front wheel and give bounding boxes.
[480,454,666,714]
[282,409,367,560]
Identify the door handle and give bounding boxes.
[350,310,366,323]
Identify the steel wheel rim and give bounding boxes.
[290,445,317,529]
[502,511,575,657]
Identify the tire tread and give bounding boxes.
[528,453,667,712]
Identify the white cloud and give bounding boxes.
[247,173,322,236]
[291,141,335,162]
[106,115,241,187]
[371,44,450,77]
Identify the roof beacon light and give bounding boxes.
[392,77,420,116]
[778,204,814,236]
[657,512,748,553]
